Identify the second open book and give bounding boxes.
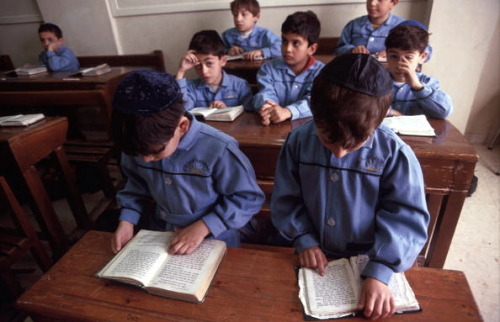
[298,255,420,320]
[190,105,244,122]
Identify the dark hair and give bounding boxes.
[311,76,392,149]
[281,11,321,45]
[38,23,63,38]
[188,30,226,57]
[385,25,429,53]
[113,100,185,156]
[230,0,260,16]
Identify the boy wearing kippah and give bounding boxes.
[271,54,429,319]
[385,21,452,118]
[111,70,264,254]
[38,22,79,71]
[176,30,253,111]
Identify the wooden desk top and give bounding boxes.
[16,230,481,321]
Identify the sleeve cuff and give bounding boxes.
[361,261,394,285]
[293,233,320,253]
[261,48,271,59]
[119,208,141,225]
[202,213,227,237]
[412,85,432,98]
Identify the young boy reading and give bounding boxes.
[271,54,429,319]
[252,11,324,125]
[385,20,453,118]
[38,22,79,71]
[111,70,264,254]
[222,0,281,60]
[176,30,253,111]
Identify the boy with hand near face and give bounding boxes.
[111,70,264,254]
[252,11,324,125]
[38,22,79,71]
[222,0,281,60]
[176,30,253,111]
[385,21,452,118]
[271,54,429,320]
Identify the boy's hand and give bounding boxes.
[228,46,244,56]
[176,50,199,79]
[298,246,328,276]
[398,56,423,91]
[111,220,135,253]
[210,100,227,109]
[259,100,292,126]
[243,49,263,61]
[351,45,370,54]
[357,277,396,320]
[168,220,210,255]
[47,39,63,52]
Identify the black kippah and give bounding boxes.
[319,53,392,96]
[112,70,183,115]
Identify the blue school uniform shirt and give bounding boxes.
[117,115,265,246]
[38,45,80,71]
[271,120,429,284]
[177,71,253,111]
[222,25,282,59]
[392,73,453,119]
[252,58,324,120]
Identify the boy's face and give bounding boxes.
[39,31,62,51]
[232,9,259,33]
[141,117,189,162]
[366,0,397,24]
[316,127,366,159]
[281,33,317,72]
[193,53,227,87]
[386,48,427,82]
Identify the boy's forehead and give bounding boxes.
[387,48,420,55]
[282,32,307,42]
[232,7,255,16]
[195,53,222,62]
[39,31,58,38]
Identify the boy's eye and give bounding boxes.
[405,55,414,60]
[293,41,301,47]
[388,54,398,60]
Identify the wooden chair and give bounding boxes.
[316,37,340,55]
[0,55,15,71]
[0,176,53,298]
[78,50,166,72]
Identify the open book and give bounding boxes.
[298,255,420,320]
[382,114,436,136]
[80,63,112,76]
[0,114,45,127]
[15,66,48,76]
[96,230,226,303]
[190,105,244,122]
[227,54,264,61]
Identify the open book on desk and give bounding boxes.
[96,230,226,303]
[0,113,45,127]
[382,114,436,136]
[80,63,112,76]
[227,54,264,61]
[298,255,420,320]
[190,105,244,122]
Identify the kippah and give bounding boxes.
[319,53,392,96]
[112,70,182,115]
[395,20,428,32]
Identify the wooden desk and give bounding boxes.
[16,230,481,321]
[0,117,89,257]
[206,113,479,268]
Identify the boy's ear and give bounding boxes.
[178,116,190,134]
[254,13,261,21]
[418,51,428,64]
[307,43,318,56]
[220,55,228,67]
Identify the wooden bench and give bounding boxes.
[316,37,339,55]
[78,50,166,72]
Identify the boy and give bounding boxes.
[111,70,264,254]
[38,22,79,71]
[252,11,324,125]
[385,20,452,118]
[176,30,253,111]
[271,54,429,319]
[334,0,403,59]
[222,0,281,60]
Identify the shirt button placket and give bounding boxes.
[164,177,172,185]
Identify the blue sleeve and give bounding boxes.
[222,29,233,49]
[260,30,282,59]
[334,21,356,56]
[413,75,453,119]
[252,62,280,110]
[238,79,254,112]
[177,78,196,111]
[42,47,79,71]
[362,144,429,284]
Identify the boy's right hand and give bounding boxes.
[228,46,244,56]
[111,220,135,253]
[299,246,328,276]
[351,45,370,54]
[176,50,199,79]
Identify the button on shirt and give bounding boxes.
[222,25,282,59]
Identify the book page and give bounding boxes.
[382,115,435,136]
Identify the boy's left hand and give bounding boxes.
[168,220,210,255]
[259,100,291,125]
[398,56,423,91]
[357,277,396,320]
[47,39,63,52]
[209,100,227,109]
[243,50,263,61]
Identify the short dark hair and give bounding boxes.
[188,30,226,57]
[230,0,260,16]
[113,100,185,156]
[385,24,429,53]
[311,76,392,149]
[38,23,63,38]
[281,11,321,45]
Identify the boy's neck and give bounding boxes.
[369,13,390,26]
[290,55,315,75]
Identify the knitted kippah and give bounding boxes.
[319,53,392,96]
[395,20,428,32]
[112,70,182,115]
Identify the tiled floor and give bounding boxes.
[2,145,499,322]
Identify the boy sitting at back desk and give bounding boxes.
[222,0,281,60]
[271,54,429,319]
[38,22,79,71]
[385,21,452,119]
[176,30,253,111]
[252,11,324,125]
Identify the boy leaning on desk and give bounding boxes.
[37,22,79,72]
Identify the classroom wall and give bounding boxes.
[0,0,498,144]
